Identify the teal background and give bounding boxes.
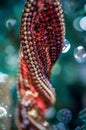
[0,0,86,130]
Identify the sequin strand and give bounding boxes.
[17,0,65,130]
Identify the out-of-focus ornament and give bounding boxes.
[62,39,71,53]
[52,123,66,130]
[73,17,83,32]
[44,107,56,120]
[6,18,17,30]
[79,16,86,31]
[74,46,86,63]
[0,105,11,130]
[79,108,86,123]
[56,108,72,124]
[0,72,13,130]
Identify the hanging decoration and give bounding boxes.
[17,0,65,130]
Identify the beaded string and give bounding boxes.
[17,0,65,130]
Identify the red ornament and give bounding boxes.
[17,0,65,130]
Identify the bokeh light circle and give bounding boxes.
[6,18,17,30]
[62,39,71,53]
[74,46,86,63]
[79,16,86,31]
[56,108,72,124]
[73,17,83,32]
[44,107,56,119]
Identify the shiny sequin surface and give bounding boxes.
[17,0,65,129]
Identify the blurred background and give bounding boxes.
[0,0,86,130]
